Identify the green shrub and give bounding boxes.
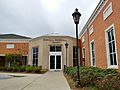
[0,67,4,71]
[98,74,120,90]
[19,66,26,72]
[25,66,33,72]
[11,67,19,72]
[6,67,12,71]
[64,66,120,89]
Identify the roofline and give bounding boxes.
[79,0,108,38]
[0,34,32,39]
[31,35,76,41]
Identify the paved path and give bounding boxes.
[0,71,70,90]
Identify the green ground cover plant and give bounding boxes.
[64,67,120,90]
[0,66,47,74]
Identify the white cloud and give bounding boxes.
[0,0,100,38]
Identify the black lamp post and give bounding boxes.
[65,42,68,67]
[72,8,81,86]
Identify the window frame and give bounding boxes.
[50,46,62,52]
[82,36,85,43]
[89,25,94,35]
[90,40,96,67]
[6,44,14,49]
[103,2,113,20]
[32,47,39,66]
[82,47,85,59]
[105,24,118,69]
[73,46,78,66]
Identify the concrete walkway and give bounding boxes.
[0,71,71,90]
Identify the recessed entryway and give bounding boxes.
[49,46,62,71]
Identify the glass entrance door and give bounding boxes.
[49,53,62,70]
[56,55,61,69]
[50,56,55,69]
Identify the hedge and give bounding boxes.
[0,66,47,74]
[64,67,120,90]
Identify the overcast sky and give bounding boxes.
[0,0,100,38]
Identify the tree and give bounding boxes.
[5,54,23,67]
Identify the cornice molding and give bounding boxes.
[79,0,108,38]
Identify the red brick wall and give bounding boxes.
[80,0,120,71]
[0,42,29,55]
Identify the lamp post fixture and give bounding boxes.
[72,8,81,86]
[65,42,68,67]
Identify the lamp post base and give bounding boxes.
[76,79,81,87]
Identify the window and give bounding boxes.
[103,2,113,20]
[90,41,96,67]
[105,24,118,68]
[6,44,14,49]
[82,36,85,43]
[82,48,85,58]
[73,47,77,66]
[50,46,61,52]
[82,48,86,66]
[89,25,94,35]
[32,47,38,66]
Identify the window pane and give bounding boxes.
[36,48,38,53]
[109,43,112,53]
[56,46,61,52]
[50,46,55,52]
[112,41,115,52]
[113,53,117,65]
[111,29,114,40]
[92,51,95,57]
[110,54,113,65]
[91,43,94,50]
[32,47,38,66]
[33,48,36,53]
[108,31,111,42]
[92,58,95,66]
[91,41,95,66]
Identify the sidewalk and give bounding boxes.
[0,71,71,90]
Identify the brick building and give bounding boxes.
[0,34,31,66]
[79,0,120,71]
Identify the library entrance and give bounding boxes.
[49,46,62,71]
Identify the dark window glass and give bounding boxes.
[32,47,38,66]
[112,41,115,52]
[110,54,113,65]
[109,43,112,53]
[108,31,111,42]
[50,46,55,52]
[113,54,117,65]
[50,56,55,69]
[56,55,61,69]
[111,29,114,40]
[56,46,61,52]
[91,42,95,66]
[107,28,117,66]
[73,47,77,66]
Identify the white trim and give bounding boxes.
[0,54,5,56]
[49,52,62,71]
[82,47,85,58]
[90,40,96,67]
[103,2,113,20]
[82,36,85,43]
[6,44,14,49]
[0,39,30,43]
[79,0,108,38]
[89,25,94,35]
[105,24,118,69]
